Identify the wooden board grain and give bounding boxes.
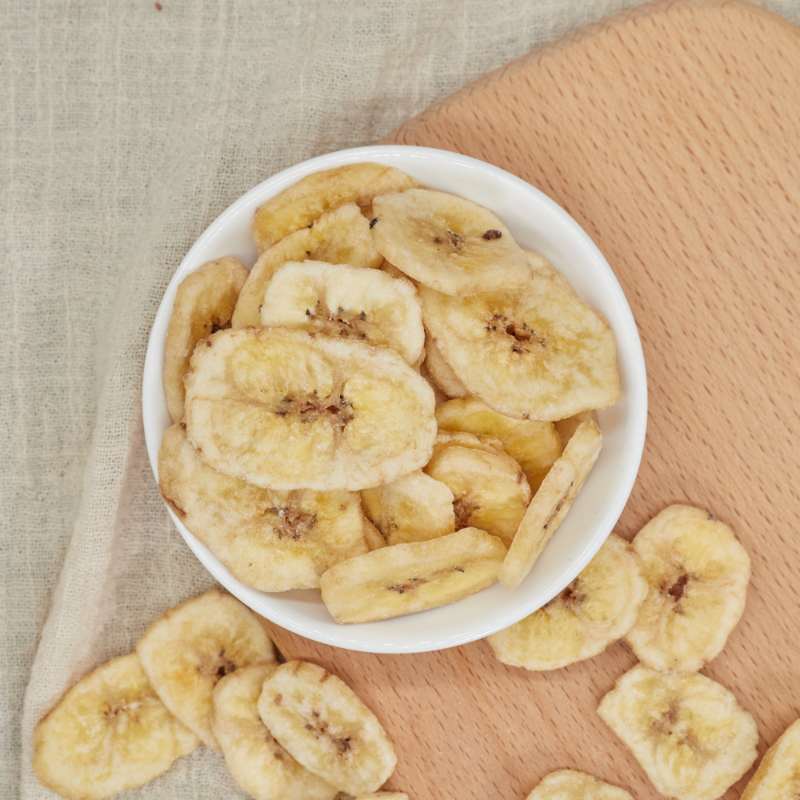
[262,2,800,797]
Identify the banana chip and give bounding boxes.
[253,163,420,253]
[158,425,367,591]
[362,516,388,550]
[258,661,396,796]
[32,654,199,800]
[424,338,468,398]
[624,505,751,674]
[136,588,275,750]
[420,253,620,421]
[320,528,506,624]
[487,534,647,670]
[425,444,531,548]
[260,261,424,366]
[361,470,455,546]
[163,257,248,423]
[211,663,337,800]
[500,421,602,590]
[554,410,598,450]
[233,203,382,328]
[598,664,758,800]
[436,396,562,493]
[372,189,530,296]
[525,770,633,800]
[431,430,505,457]
[184,328,437,491]
[355,794,409,800]
[741,718,800,800]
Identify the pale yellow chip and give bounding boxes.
[233,203,382,328]
[158,424,367,591]
[163,257,248,423]
[252,162,420,253]
[525,769,634,800]
[362,515,388,551]
[500,421,602,590]
[741,718,800,800]
[424,337,468,398]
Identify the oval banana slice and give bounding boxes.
[320,527,506,624]
[424,444,531,548]
[741,718,800,800]
[525,770,634,800]
[554,409,598,450]
[233,203,383,328]
[32,653,199,800]
[371,189,530,296]
[500,420,602,590]
[136,588,275,751]
[361,470,455,546]
[598,664,758,800]
[362,516,388,551]
[624,505,751,675]
[356,794,409,800]
[257,661,397,796]
[487,534,648,670]
[436,396,562,493]
[260,261,425,365]
[184,328,437,491]
[158,425,367,591]
[164,257,249,423]
[424,337,468,398]
[252,163,420,253]
[420,254,621,421]
[211,663,337,800]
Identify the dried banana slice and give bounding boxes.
[380,259,413,283]
[362,516,388,551]
[741,718,800,800]
[355,794,409,800]
[624,505,751,674]
[554,410,598,450]
[487,534,648,670]
[260,261,424,366]
[436,396,562,493]
[320,527,506,624]
[598,664,758,800]
[252,163,420,253]
[420,254,621,420]
[163,257,249,423]
[424,338,468,398]
[211,663,337,800]
[525,770,634,800]
[371,189,530,296]
[184,328,437,491]
[424,444,531,548]
[233,203,382,328]
[361,470,455,546]
[500,420,602,589]
[258,661,396,796]
[32,654,199,800]
[419,360,450,407]
[136,588,275,751]
[158,425,367,591]
[431,430,505,456]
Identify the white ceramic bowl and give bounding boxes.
[143,145,647,654]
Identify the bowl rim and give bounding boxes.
[142,143,647,653]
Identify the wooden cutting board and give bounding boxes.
[263,2,800,797]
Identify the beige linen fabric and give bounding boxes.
[2,1,797,797]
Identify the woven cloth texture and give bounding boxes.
[2,1,798,797]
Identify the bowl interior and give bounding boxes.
[142,145,647,654]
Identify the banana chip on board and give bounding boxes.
[525,770,633,800]
[258,661,396,796]
[32,653,199,800]
[371,189,530,296]
[211,663,337,800]
[234,203,382,328]
[158,424,367,591]
[424,338,468,399]
[741,718,800,800]
[136,588,275,751]
[320,528,506,624]
[487,534,648,670]
[598,664,758,800]
[500,420,602,590]
[253,163,420,253]
[183,328,436,491]
[260,261,424,366]
[163,257,248,423]
[624,505,750,674]
[420,253,620,421]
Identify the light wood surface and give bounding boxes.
[263,2,800,797]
